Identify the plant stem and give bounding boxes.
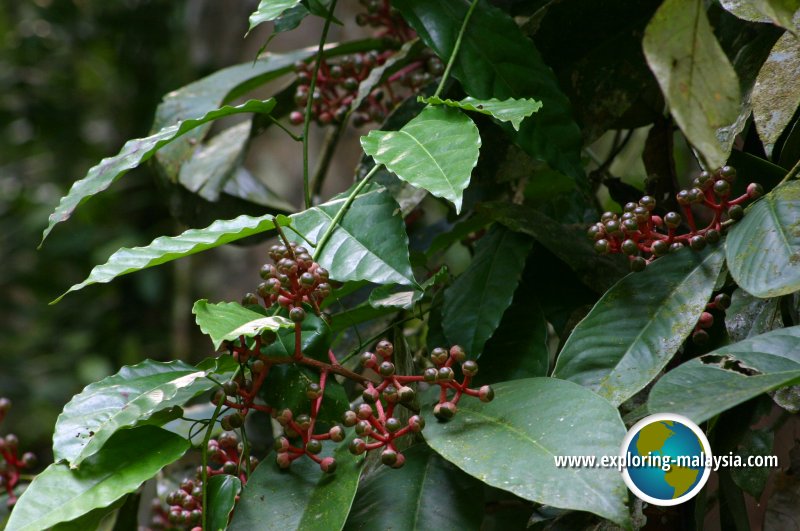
[432,0,480,99]
[303,0,340,209]
[269,115,303,142]
[312,164,380,260]
[778,156,800,186]
[201,399,224,531]
[310,119,348,202]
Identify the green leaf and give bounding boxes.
[288,185,416,286]
[393,0,584,180]
[53,359,217,467]
[442,226,533,358]
[726,180,800,298]
[40,99,276,245]
[726,289,783,341]
[229,442,362,531]
[422,378,630,527]
[722,0,799,32]
[263,310,332,361]
[344,444,483,530]
[7,426,188,531]
[475,264,549,384]
[553,246,726,406]
[752,31,800,157]
[361,105,480,214]
[730,429,774,499]
[720,0,773,23]
[248,0,302,32]
[192,299,294,350]
[643,0,741,170]
[368,284,422,310]
[178,122,251,201]
[206,475,241,531]
[478,201,628,293]
[421,95,542,131]
[648,325,800,422]
[53,214,289,303]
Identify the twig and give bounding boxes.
[432,0,480,99]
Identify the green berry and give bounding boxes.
[600,211,616,222]
[355,420,371,436]
[670,242,685,253]
[296,414,311,430]
[630,256,646,272]
[747,183,763,199]
[398,386,415,403]
[461,360,478,377]
[342,410,358,427]
[639,196,656,211]
[651,239,669,256]
[604,219,622,235]
[438,367,454,381]
[381,448,398,466]
[689,235,706,251]
[692,329,710,345]
[222,380,239,396]
[378,361,395,377]
[306,439,323,454]
[349,438,367,455]
[714,293,731,310]
[241,293,259,306]
[408,415,426,432]
[676,190,690,205]
[430,347,448,365]
[719,165,737,182]
[594,239,610,254]
[433,402,457,421]
[376,339,393,359]
[728,204,744,221]
[329,425,345,443]
[664,212,682,228]
[306,382,322,400]
[622,219,639,232]
[423,368,438,383]
[450,345,466,362]
[705,229,721,244]
[382,385,399,403]
[290,307,306,322]
[357,403,373,419]
[624,201,638,212]
[479,385,495,402]
[362,387,379,404]
[621,239,638,256]
[385,417,402,432]
[320,457,337,474]
[360,352,377,368]
[713,179,730,196]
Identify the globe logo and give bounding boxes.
[620,413,712,506]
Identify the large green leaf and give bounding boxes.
[6,426,188,531]
[288,185,416,286]
[344,444,483,530]
[361,105,480,214]
[726,289,783,341]
[722,0,799,32]
[53,214,289,303]
[422,378,630,527]
[206,475,241,531]
[648,326,800,422]
[553,246,726,406]
[53,359,216,467]
[393,0,584,180]
[720,0,772,23]
[229,442,362,531]
[248,0,302,32]
[192,299,294,349]
[752,31,800,157]
[726,180,800,298]
[479,201,628,293]
[442,226,533,358]
[643,0,741,170]
[40,99,276,245]
[421,95,542,131]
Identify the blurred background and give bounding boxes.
[0,0,369,463]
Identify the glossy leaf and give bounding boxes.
[248,0,302,32]
[730,429,774,499]
[53,359,216,467]
[368,284,422,310]
[421,95,542,131]
[752,31,800,157]
[720,0,773,22]
[229,441,362,531]
[344,444,483,530]
[288,185,416,286]
[192,299,294,349]
[7,426,188,531]
[643,0,740,170]
[206,475,241,531]
[53,214,289,303]
[442,226,533,358]
[40,99,276,245]
[726,180,800,298]
[724,0,799,32]
[553,246,726,406]
[648,326,800,422]
[393,0,584,179]
[361,105,480,213]
[423,378,630,527]
[478,201,628,293]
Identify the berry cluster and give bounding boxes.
[0,398,36,507]
[152,432,254,530]
[204,227,493,475]
[691,292,731,346]
[588,166,763,271]
[289,0,443,127]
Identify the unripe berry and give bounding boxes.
[423,368,438,383]
[391,452,406,469]
[604,220,622,236]
[276,408,293,425]
[320,457,337,474]
[360,352,378,368]
[376,339,393,359]
[355,420,371,436]
[624,201,638,212]
[385,417,402,433]
[437,367,454,381]
[357,403,373,419]
[714,293,732,310]
[587,225,603,240]
[241,292,259,306]
[747,183,763,199]
[594,239,610,254]
[225,412,244,429]
[0,398,11,413]
[719,165,737,182]
[296,414,312,431]
[728,204,744,221]
[698,312,714,329]
[290,307,306,323]
[664,212,682,228]
[276,452,292,469]
[274,436,290,453]
[299,272,315,288]
[689,235,706,251]
[398,386,415,403]
[306,439,323,454]
[676,189,690,205]
[21,452,36,469]
[670,242,685,253]
[705,229,721,244]
[479,385,495,402]
[222,380,239,396]
[430,347,448,365]
[639,196,656,211]
[381,448,398,466]
[306,382,323,400]
[349,438,367,455]
[343,410,358,427]
[651,239,669,257]
[450,346,465,362]
[692,329,710,345]
[434,402,457,421]
[362,387,379,404]
[382,385,399,403]
[630,256,646,272]
[622,219,638,232]
[222,460,238,474]
[289,111,304,125]
[378,361,395,377]
[621,239,638,256]
[329,425,345,443]
[219,432,238,449]
[251,359,266,374]
[461,360,479,377]
[408,415,425,432]
[600,211,616,222]
[713,179,731,196]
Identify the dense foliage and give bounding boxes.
[3,0,800,529]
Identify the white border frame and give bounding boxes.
[620,413,712,507]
